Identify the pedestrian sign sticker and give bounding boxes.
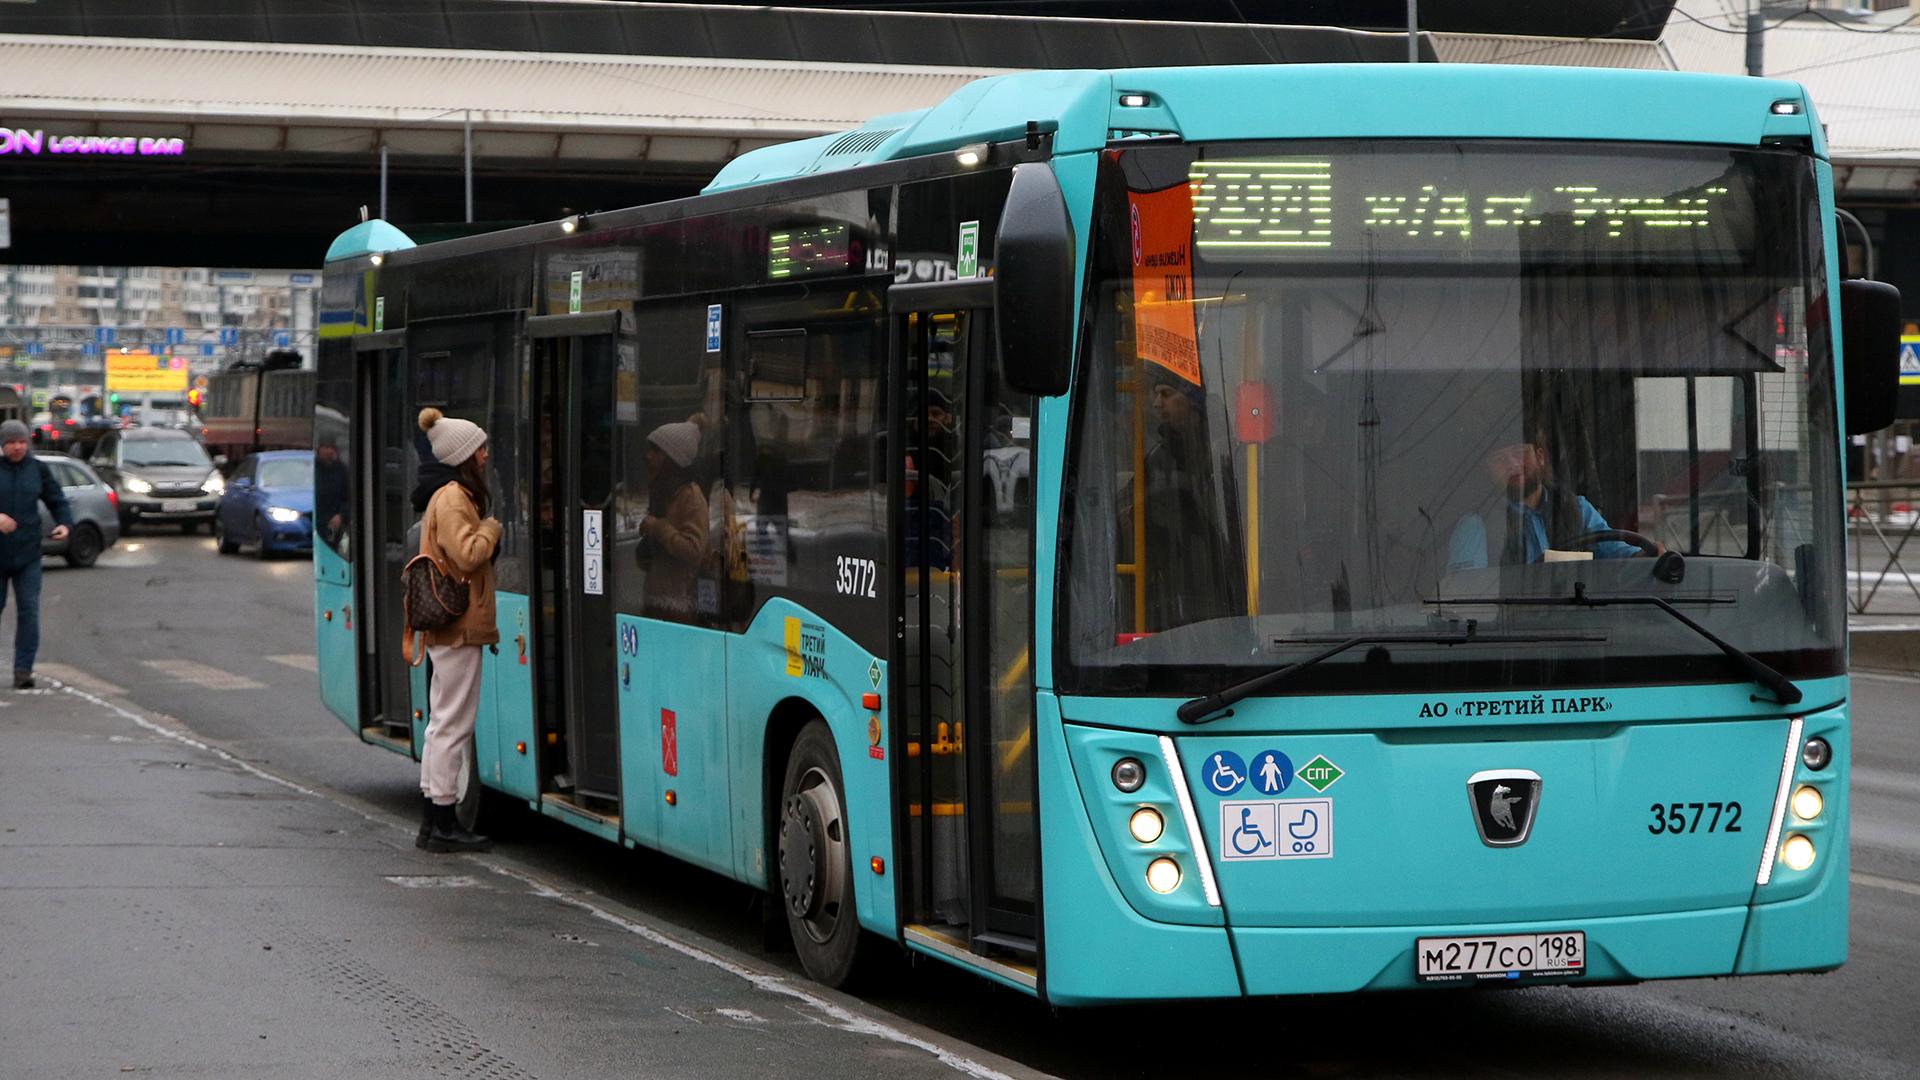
[1899,335,1920,386]
[1202,750,1247,796]
[706,303,723,353]
[1298,754,1343,792]
[1221,798,1333,862]
[1251,749,1293,794]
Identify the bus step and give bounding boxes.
[904,925,1038,991]
[360,725,410,754]
[970,930,1038,958]
[540,792,620,829]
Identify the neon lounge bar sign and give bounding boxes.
[0,129,185,157]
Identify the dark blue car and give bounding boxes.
[215,450,313,558]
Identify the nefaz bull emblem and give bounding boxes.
[1468,770,1542,848]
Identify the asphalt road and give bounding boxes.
[25,531,1920,1079]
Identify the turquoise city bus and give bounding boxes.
[316,63,1903,1002]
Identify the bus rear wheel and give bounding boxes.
[777,720,867,987]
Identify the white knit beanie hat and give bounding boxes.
[418,407,487,466]
[647,421,701,469]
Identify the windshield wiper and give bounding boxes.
[1429,582,1801,706]
[1176,625,1605,725]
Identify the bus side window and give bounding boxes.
[737,317,887,640]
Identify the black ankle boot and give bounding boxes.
[425,802,493,853]
[415,798,435,849]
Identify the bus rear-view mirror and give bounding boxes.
[1840,278,1901,435]
[994,162,1076,397]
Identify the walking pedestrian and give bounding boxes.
[413,407,501,852]
[0,419,72,689]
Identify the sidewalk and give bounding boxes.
[0,682,1029,1080]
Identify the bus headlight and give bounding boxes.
[1128,807,1164,844]
[1791,785,1823,821]
[1145,857,1181,894]
[1780,834,1816,872]
[1111,757,1145,793]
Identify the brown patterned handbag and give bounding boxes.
[400,489,471,665]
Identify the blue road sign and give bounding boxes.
[705,303,722,353]
[201,344,215,357]
[274,331,291,348]
[1251,749,1294,795]
[1203,750,1248,797]
[94,326,115,345]
[24,342,41,356]
[219,327,239,346]
[165,327,185,345]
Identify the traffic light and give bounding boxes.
[187,388,202,408]
[108,393,120,407]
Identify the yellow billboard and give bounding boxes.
[105,351,189,393]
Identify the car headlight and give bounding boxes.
[125,476,152,495]
[266,506,302,524]
[201,472,225,495]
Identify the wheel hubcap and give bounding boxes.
[777,766,846,944]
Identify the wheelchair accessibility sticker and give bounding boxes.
[1202,750,1248,796]
[1220,798,1333,861]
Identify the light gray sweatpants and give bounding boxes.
[421,643,484,806]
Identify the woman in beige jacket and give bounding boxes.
[415,407,502,853]
[637,420,709,621]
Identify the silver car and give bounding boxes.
[35,453,121,567]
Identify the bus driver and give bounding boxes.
[1445,430,1660,572]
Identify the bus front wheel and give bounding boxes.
[777,720,868,987]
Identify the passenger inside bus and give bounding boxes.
[634,420,708,620]
[1139,363,1242,628]
[1445,423,1661,571]
[313,436,350,549]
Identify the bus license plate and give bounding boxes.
[1416,931,1584,982]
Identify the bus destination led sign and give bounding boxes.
[0,128,186,158]
[1186,156,1738,258]
[768,223,852,279]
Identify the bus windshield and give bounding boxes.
[1063,140,1844,696]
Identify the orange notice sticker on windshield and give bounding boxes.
[1128,184,1201,387]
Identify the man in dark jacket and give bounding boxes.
[0,418,73,688]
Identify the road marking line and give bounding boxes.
[480,862,1016,1080]
[56,685,318,799]
[1852,872,1920,898]
[33,663,124,697]
[385,875,484,889]
[266,654,319,672]
[140,658,265,690]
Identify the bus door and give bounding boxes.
[890,280,1041,964]
[530,312,623,814]
[352,331,416,753]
